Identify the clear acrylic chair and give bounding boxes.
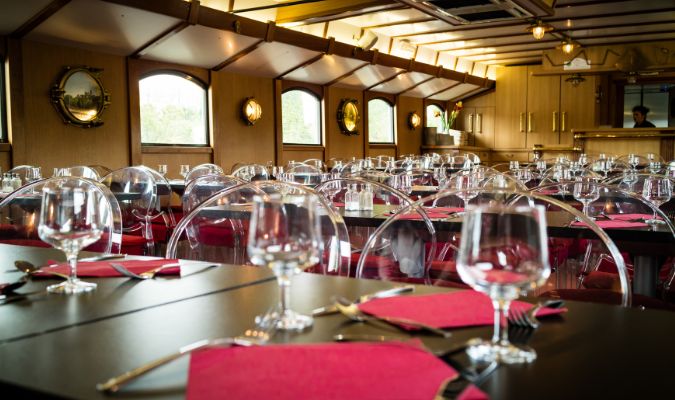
[184,163,224,184]
[166,181,351,276]
[182,174,247,214]
[0,177,122,254]
[286,164,322,186]
[57,165,100,180]
[356,188,633,307]
[7,165,40,186]
[100,167,159,255]
[231,164,270,181]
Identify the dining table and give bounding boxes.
[1,243,674,399]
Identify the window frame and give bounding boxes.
[280,86,323,146]
[0,53,7,143]
[138,69,210,147]
[366,97,395,144]
[425,102,445,129]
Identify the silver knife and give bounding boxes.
[79,254,128,262]
[312,285,415,317]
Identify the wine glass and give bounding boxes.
[573,177,600,219]
[456,204,551,364]
[179,164,191,180]
[157,164,168,176]
[247,193,321,331]
[320,172,341,204]
[454,173,478,208]
[38,183,104,294]
[642,177,672,225]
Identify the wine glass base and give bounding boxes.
[465,338,537,364]
[645,219,666,225]
[47,279,97,294]
[255,309,313,332]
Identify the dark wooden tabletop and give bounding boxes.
[1,244,675,399]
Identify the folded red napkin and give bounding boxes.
[333,202,345,207]
[359,290,566,329]
[386,211,448,220]
[187,341,488,400]
[424,206,464,214]
[33,259,181,278]
[604,213,661,221]
[571,220,648,228]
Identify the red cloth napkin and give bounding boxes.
[571,220,648,228]
[388,212,448,220]
[187,341,488,400]
[359,290,566,329]
[604,213,661,221]
[333,202,345,207]
[424,206,464,214]
[33,259,181,277]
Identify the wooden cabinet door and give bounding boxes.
[526,66,560,148]
[473,106,494,148]
[495,66,528,149]
[560,75,596,145]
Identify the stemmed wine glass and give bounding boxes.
[247,193,321,331]
[320,172,341,204]
[454,173,478,208]
[157,164,168,176]
[642,177,672,225]
[573,177,600,219]
[456,204,551,364]
[38,182,104,294]
[179,164,191,180]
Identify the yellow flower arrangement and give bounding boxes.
[434,101,463,132]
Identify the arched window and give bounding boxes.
[426,104,444,129]
[282,89,321,145]
[139,72,208,145]
[368,98,395,143]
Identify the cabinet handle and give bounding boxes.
[562,112,567,132]
[527,112,533,133]
[477,113,483,133]
[468,114,474,133]
[552,111,557,132]
[519,112,525,132]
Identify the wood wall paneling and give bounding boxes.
[211,71,276,172]
[15,40,129,172]
[396,96,423,156]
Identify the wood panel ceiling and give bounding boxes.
[3,0,675,101]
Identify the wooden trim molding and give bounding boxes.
[281,79,324,99]
[10,0,71,39]
[127,58,211,164]
[0,143,11,152]
[141,146,213,154]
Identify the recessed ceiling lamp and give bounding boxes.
[526,20,553,40]
[558,38,580,55]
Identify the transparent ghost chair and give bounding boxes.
[6,165,41,187]
[138,165,181,250]
[184,163,224,184]
[232,164,271,181]
[0,176,123,254]
[100,167,159,255]
[57,165,100,180]
[286,164,323,186]
[88,164,113,178]
[302,158,326,172]
[166,181,351,276]
[182,174,247,213]
[356,188,633,307]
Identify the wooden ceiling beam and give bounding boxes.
[323,62,370,87]
[392,7,675,38]
[276,53,325,80]
[364,70,407,92]
[396,76,435,96]
[9,0,71,39]
[424,82,461,100]
[211,39,265,71]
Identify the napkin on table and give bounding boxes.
[33,259,181,277]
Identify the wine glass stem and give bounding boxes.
[66,253,78,283]
[491,299,511,346]
[582,202,590,217]
[277,275,291,315]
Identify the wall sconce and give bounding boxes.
[407,112,421,129]
[565,73,586,87]
[558,39,580,55]
[526,20,553,40]
[241,97,262,125]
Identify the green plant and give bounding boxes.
[434,101,463,132]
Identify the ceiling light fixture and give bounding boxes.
[558,38,580,55]
[526,20,553,40]
[565,74,586,87]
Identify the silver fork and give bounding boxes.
[508,299,565,329]
[96,317,277,393]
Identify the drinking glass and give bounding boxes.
[38,184,104,294]
[157,164,168,176]
[179,164,191,180]
[247,193,321,331]
[320,172,341,204]
[642,177,672,225]
[628,154,639,170]
[456,205,551,364]
[455,173,478,208]
[573,177,600,219]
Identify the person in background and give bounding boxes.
[632,105,656,128]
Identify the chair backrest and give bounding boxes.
[100,167,157,235]
[57,165,100,180]
[0,177,123,254]
[7,165,39,186]
[285,164,322,186]
[185,163,224,183]
[167,181,351,276]
[182,174,247,214]
[231,164,270,182]
[356,188,632,307]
